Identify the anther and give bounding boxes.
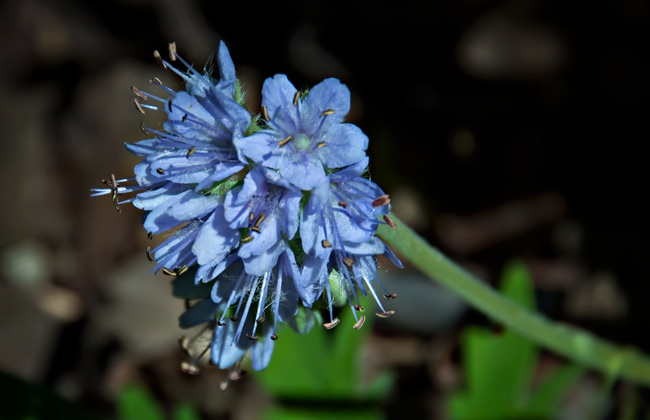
[262,105,269,121]
[271,333,278,340]
[146,246,154,262]
[250,226,261,233]
[180,361,199,375]
[153,50,167,69]
[147,231,154,240]
[249,212,255,223]
[186,146,196,158]
[322,240,332,248]
[182,114,187,122]
[162,267,177,276]
[168,42,177,61]
[343,257,354,268]
[241,235,254,243]
[245,334,259,341]
[320,109,335,116]
[323,318,340,330]
[139,121,150,135]
[217,320,225,326]
[131,86,148,100]
[372,194,391,208]
[167,99,173,112]
[255,213,266,227]
[156,168,165,174]
[179,336,192,357]
[338,201,348,208]
[278,135,293,147]
[110,173,121,212]
[149,77,163,86]
[229,370,247,381]
[376,310,396,318]
[130,97,146,114]
[293,91,300,106]
[317,142,326,148]
[383,215,397,230]
[176,265,188,276]
[353,316,366,329]
[230,315,239,321]
[256,316,265,324]
[384,293,398,300]
[354,304,365,312]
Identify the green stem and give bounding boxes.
[377,214,650,387]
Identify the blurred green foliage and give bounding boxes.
[255,308,394,401]
[447,261,584,420]
[117,385,201,420]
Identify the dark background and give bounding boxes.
[1,0,649,418]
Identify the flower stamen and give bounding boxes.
[168,42,177,61]
[293,91,300,106]
[278,135,293,147]
[131,86,148,100]
[320,109,335,116]
[146,246,154,262]
[383,215,397,229]
[323,317,340,329]
[353,316,366,329]
[130,97,146,114]
[372,194,391,208]
[153,50,167,68]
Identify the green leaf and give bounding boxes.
[449,261,572,420]
[117,385,165,420]
[172,403,202,420]
[255,309,393,401]
[525,364,584,416]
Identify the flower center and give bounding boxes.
[294,133,311,151]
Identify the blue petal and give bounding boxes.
[217,41,236,83]
[302,78,351,129]
[241,239,287,276]
[210,322,247,369]
[298,255,328,306]
[193,205,239,266]
[250,326,275,370]
[143,190,219,233]
[318,123,369,169]
[278,154,327,191]
[133,183,184,210]
[261,74,298,117]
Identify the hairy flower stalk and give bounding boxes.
[92,41,401,378]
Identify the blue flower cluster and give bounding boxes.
[92,42,401,377]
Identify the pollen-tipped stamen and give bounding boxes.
[353,316,366,329]
[372,194,391,207]
[278,135,293,147]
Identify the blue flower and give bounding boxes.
[127,41,252,192]
[93,41,402,377]
[91,42,252,279]
[235,75,369,191]
[175,246,302,374]
[297,157,402,325]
